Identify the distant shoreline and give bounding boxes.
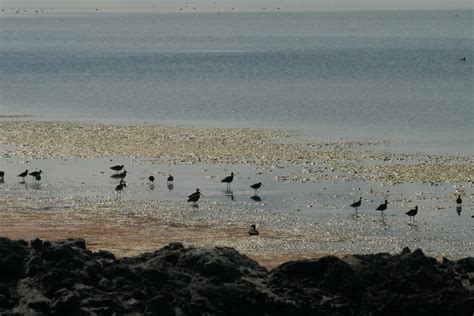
[1,8,473,15]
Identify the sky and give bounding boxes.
[1,0,472,12]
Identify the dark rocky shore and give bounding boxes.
[0,237,472,315]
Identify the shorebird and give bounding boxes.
[115,180,126,196]
[456,194,462,205]
[405,206,418,223]
[29,170,42,180]
[221,172,234,189]
[250,182,262,194]
[18,169,28,182]
[35,174,42,183]
[460,57,466,61]
[110,165,124,173]
[376,200,388,214]
[350,197,362,214]
[188,189,204,205]
[167,174,174,183]
[0,171,4,180]
[248,224,259,236]
[148,176,155,184]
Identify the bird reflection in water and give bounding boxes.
[456,206,462,216]
[250,195,262,202]
[224,189,234,201]
[167,183,174,191]
[31,183,42,190]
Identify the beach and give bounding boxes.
[1,8,473,314]
[1,120,472,266]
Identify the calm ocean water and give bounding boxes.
[0,11,472,152]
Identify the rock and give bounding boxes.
[30,238,43,252]
[456,257,474,273]
[51,289,80,314]
[0,237,472,315]
[26,255,46,276]
[145,294,175,315]
[401,246,411,255]
[0,237,29,278]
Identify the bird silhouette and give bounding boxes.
[350,197,362,214]
[405,206,418,223]
[167,174,174,182]
[29,170,42,180]
[0,171,4,180]
[376,200,388,214]
[221,172,234,189]
[248,224,259,236]
[250,182,262,194]
[18,170,28,182]
[115,179,126,196]
[456,195,462,205]
[148,176,155,184]
[188,189,204,205]
[110,165,124,173]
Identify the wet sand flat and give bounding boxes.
[0,121,473,265]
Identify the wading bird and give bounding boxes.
[148,176,155,184]
[376,200,388,214]
[350,197,362,214]
[115,179,126,196]
[18,170,28,182]
[250,182,262,194]
[221,172,234,189]
[29,170,42,180]
[110,165,124,173]
[248,224,259,236]
[405,206,418,223]
[188,189,204,205]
